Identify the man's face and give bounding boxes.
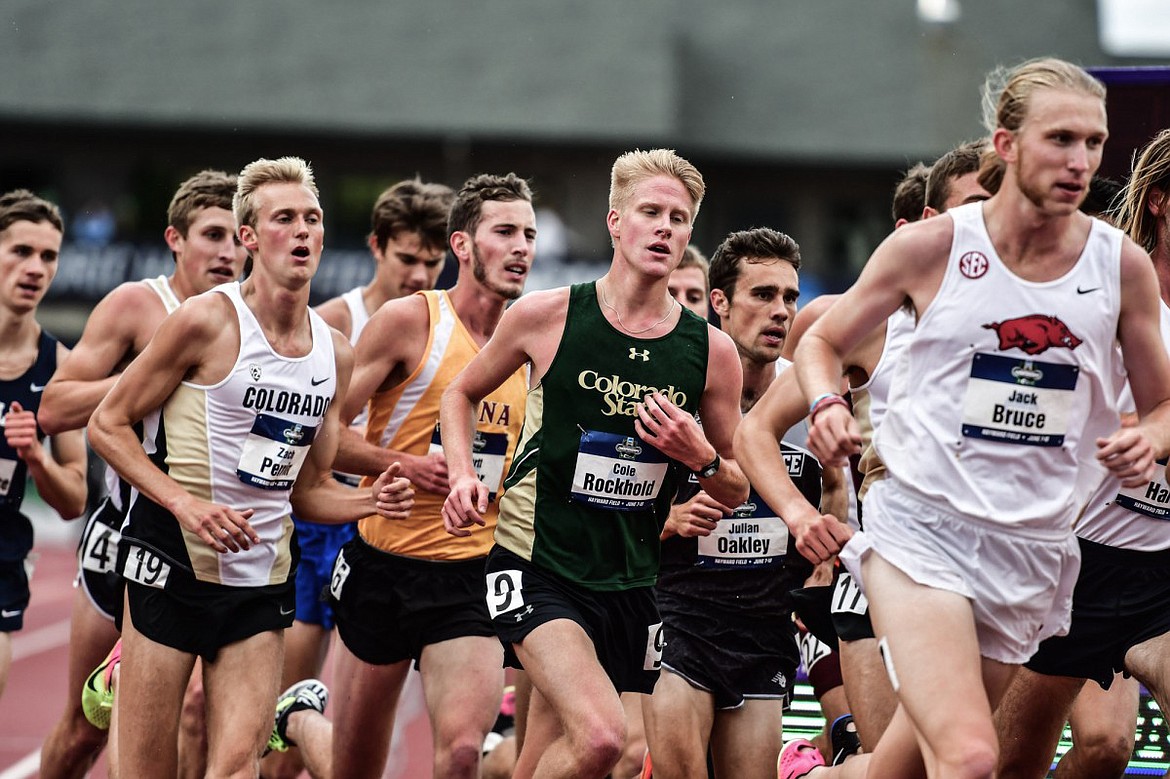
[716,258,799,365]
[0,219,62,315]
[668,265,709,317]
[169,206,247,295]
[1005,88,1107,216]
[607,175,695,279]
[466,199,536,301]
[371,230,446,300]
[240,182,324,288]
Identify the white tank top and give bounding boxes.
[851,306,915,502]
[141,282,336,585]
[875,202,1124,530]
[104,275,183,511]
[334,286,371,484]
[1075,300,1170,551]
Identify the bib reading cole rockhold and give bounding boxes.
[495,282,709,590]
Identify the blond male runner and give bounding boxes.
[39,170,247,779]
[441,149,748,779]
[779,58,1170,779]
[87,157,412,779]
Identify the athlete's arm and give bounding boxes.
[291,331,415,523]
[796,218,950,466]
[39,283,160,434]
[1103,238,1170,485]
[780,295,838,362]
[332,295,449,491]
[440,289,562,535]
[736,367,853,564]
[313,296,354,341]
[4,341,88,519]
[639,326,748,510]
[88,294,260,554]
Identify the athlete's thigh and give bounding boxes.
[710,698,783,779]
[513,618,624,729]
[1126,631,1170,716]
[862,552,991,744]
[419,634,505,737]
[330,640,411,779]
[116,611,197,778]
[1067,674,1138,754]
[994,667,1081,779]
[280,619,330,689]
[644,671,714,775]
[202,629,284,770]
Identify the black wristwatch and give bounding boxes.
[696,453,721,479]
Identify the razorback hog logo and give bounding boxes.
[982,315,1083,355]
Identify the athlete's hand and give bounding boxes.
[171,495,259,554]
[806,403,862,468]
[372,462,414,520]
[3,402,44,465]
[442,474,490,537]
[659,492,730,540]
[787,502,853,565]
[635,392,709,468]
[399,450,449,495]
[1098,425,1157,487]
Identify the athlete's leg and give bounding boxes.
[260,620,330,779]
[40,592,119,779]
[615,692,649,778]
[838,637,897,750]
[993,668,1083,779]
[512,619,626,779]
[329,640,410,779]
[710,698,784,779]
[202,629,284,779]
[114,608,197,779]
[644,670,715,779]
[1056,674,1137,779]
[177,660,209,779]
[418,635,505,778]
[1125,632,1170,748]
[0,630,11,699]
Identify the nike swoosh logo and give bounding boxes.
[280,606,295,616]
[310,377,329,386]
[1,609,21,618]
[1076,286,1100,294]
[30,383,46,392]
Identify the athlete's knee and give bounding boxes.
[613,737,647,779]
[566,715,625,776]
[438,737,485,778]
[1067,729,1133,775]
[937,739,998,779]
[178,683,207,737]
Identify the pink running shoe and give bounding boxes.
[778,738,826,779]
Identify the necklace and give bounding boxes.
[597,279,678,335]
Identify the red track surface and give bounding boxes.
[0,537,433,779]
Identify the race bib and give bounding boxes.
[236,413,318,490]
[0,458,15,498]
[429,426,508,499]
[80,519,122,574]
[329,547,351,599]
[643,621,664,671]
[1114,457,1170,520]
[832,571,869,616]
[961,354,1077,447]
[486,569,525,619]
[696,488,788,569]
[121,544,171,590]
[570,430,668,511]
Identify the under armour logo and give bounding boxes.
[628,348,650,361]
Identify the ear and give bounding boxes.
[606,208,621,240]
[1148,187,1168,218]
[992,127,1016,165]
[367,233,384,260]
[710,288,730,320]
[921,206,941,220]
[238,224,258,253]
[163,225,183,254]
[449,230,471,262]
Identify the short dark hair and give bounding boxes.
[168,169,237,236]
[708,228,800,301]
[447,173,533,241]
[925,140,987,212]
[891,163,930,224]
[0,189,63,235]
[1080,175,1123,220]
[370,178,455,254]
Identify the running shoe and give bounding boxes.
[640,749,653,778]
[266,678,328,754]
[81,639,122,730]
[778,738,826,779]
[830,714,862,765]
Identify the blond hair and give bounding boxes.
[1115,129,1170,253]
[234,157,319,229]
[609,149,705,219]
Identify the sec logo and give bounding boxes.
[959,251,989,279]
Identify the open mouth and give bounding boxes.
[16,282,41,295]
[762,327,786,345]
[648,242,670,256]
[291,246,311,259]
[208,267,236,281]
[504,262,528,278]
[1056,182,1084,196]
